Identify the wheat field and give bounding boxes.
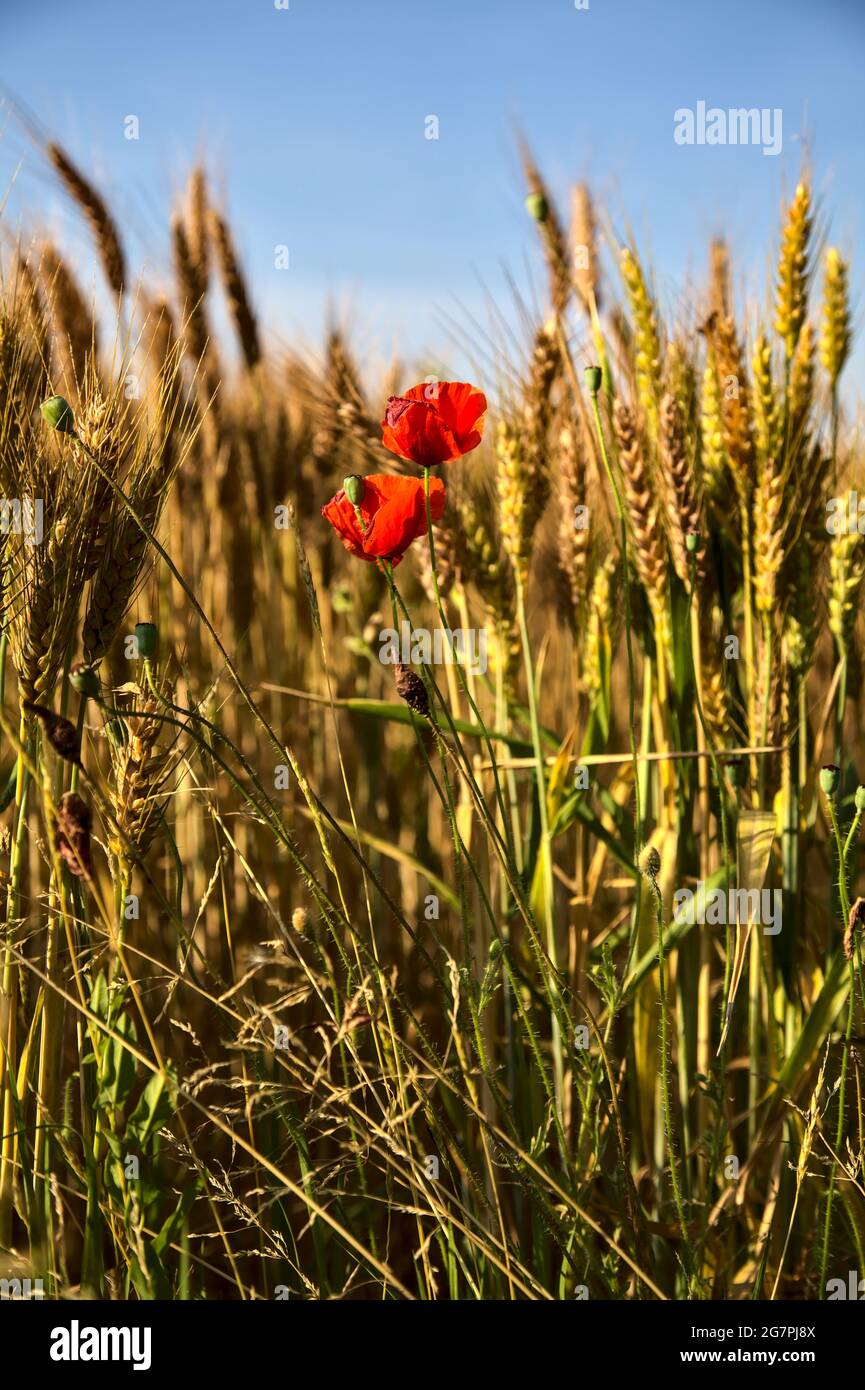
[0,133,863,1305]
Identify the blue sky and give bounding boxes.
[1,0,863,383]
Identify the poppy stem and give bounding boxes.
[421,467,516,869]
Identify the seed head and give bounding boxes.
[394,663,430,719]
[135,622,159,660]
[584,365,602,396]
[343,474,365,506]
[639,844,661,879]
[820,764,840,797]
[40,394,75,434]
[844,898,865,962]
[525,191,549,223]
[54,792,93,880]
[819,247,851,387]
[70,665,101,699]
[23,701,81,766]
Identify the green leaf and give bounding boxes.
[776,951,850,1099]
[89,971,109,1022]
[97,1010,138,1112]
[152,1179,200,1260]
[125,1066,177,1149]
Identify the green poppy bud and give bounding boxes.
[639,844,661,879]
[820,764,841,797]
[855,786,865,813]
[70,664,101,699]
[488,938,504,962]
[343,475,365,506]
[40,395,75,434]
[686,529,701,554]
[725,756,747,789]
[525,191,549,223]
[134,622,159,660]
[583,365,603,395]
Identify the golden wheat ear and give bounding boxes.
[46,141,126,298]
[717,809,777,1054]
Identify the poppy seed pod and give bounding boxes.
[855,786,865,813]
[820,764,841,797]
[135,622,159,660]
[686,529,701,554]
[70,664,101,699]
[40,394,75,434]
[343,474,365,506]
[525,191,549,223]
[584,365,603,395]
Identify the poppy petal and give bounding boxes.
[321,474,446,565]
[380,381,487,466]
[364,474,445,558]
[321,494,365,557]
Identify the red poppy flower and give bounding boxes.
[381,381,487,467]
[321,473,446,565]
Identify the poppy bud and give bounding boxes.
[639,844,661,879]
[291,907,310,934]
[725,755,747,789]
[686,529,701,554]
[70,664,101,699]
[525,191,549,223]
[134,622,159,660]
[820,764,841,797]
[343,475,365,506]
[855,786,865,813]
[40,395,75,434]
[583,365,603,395]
